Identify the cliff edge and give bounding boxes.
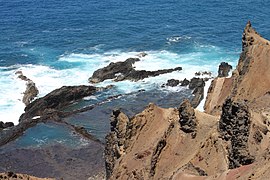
[204,21,270,115]
[104,22,270,179]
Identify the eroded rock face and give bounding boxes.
[105,109,130,178]
[89,58,182,83]
[218,62,232,77]
[105,103,229,179]
[178,100,197,138]
[219,99,254,168]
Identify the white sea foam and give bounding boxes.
[167,35,192,43]
[196,79,212,112]
[0,48,239,124]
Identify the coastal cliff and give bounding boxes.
[105,22,270,179]
[204,21,270,115]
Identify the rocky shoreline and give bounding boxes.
[1,21,269,180]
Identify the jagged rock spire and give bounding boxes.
[242,21,255,51]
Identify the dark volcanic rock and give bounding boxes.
[190,85,204,108]
[19,85,98,121]
[188,78,205,108]
[123,67,182,82]
[166,79,180,87]
[89,58,182,83]
[218,62,232,77]
[219,99,254,169]
[180,78,190,86]
[195,71,212,76]
[189,78,205,90]
[0,121,14,130]
[178,100,197,138]
[89,58,139,83]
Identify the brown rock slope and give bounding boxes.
[105,22,270,179]
[105,102,228,179]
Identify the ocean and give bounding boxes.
[0,0,270,140]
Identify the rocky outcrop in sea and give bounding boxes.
[89,57,182,83]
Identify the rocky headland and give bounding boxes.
[104,22,270,179]
[1,21,270,180]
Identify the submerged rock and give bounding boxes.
[89,57,182,83]
[136,52,148,58]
